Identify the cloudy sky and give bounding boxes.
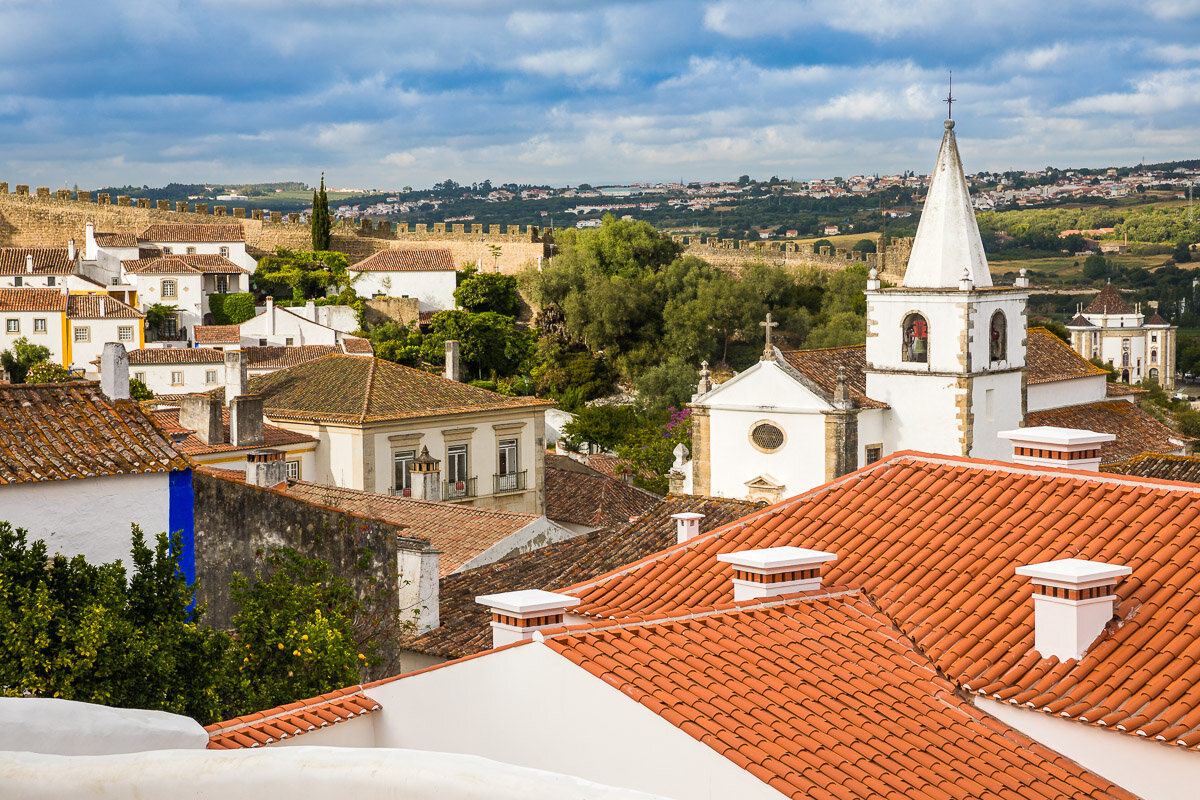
[2,0,1198,190]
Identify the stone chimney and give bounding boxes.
[670,512,705,544]
[1015,558,1132,661]
[67,239,76,262]
[398,544,441,634]
[717,546,838,601]
[444,340,460,382]
[821,366,859,482]
[229,395,265,448]
[475,590,579,648]
[224,350,248,406]
[178,395,222,446]
[245,449,287,488]
[999,426,1116,472]
[99,343,130,402]
[409,446,441,502]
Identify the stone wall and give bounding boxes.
[364,296,421,327]
[677,234,912,280]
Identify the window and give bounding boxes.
[496,438,521,492]
[1152,333,1159,343]
[1151,348,1158,363]
[170,371,184,386]
[118,326,134,342]
[162,315,178,338]
[205,369,218,384]
[12,276,21,287]
[215,275,228,294]
[864,444,883,464]
[219,246,229,258]
[33,318,46,333]
[447,445,468,484]
[162,279,177,298]
[162,247,172,255]
[285,460,300,480]
[74,327,89,342]
[285,337,295,346]
[5,319,18,333]
[749,421,785,453]
[393,449,415,494]
[989,311,1007,362]
[1149,368,1160,384]
[185,246,197,255]
[902,313,928,363]
[46,276,54,287]
[134,371,146,383]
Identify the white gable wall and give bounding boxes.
[351,270,456,312]
[241,304,340,347]
[129,361,223,395]
[1027,374,1108,412]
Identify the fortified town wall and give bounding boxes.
[676,233,912,281]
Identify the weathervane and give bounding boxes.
[944,71,955,120]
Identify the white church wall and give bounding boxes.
[1026,374,1108,412]
[857,409,885,463]
[866,371,966,457]
[968,371,1024,461]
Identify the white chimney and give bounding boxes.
[304,299,317,321]
[670,512,705,544]
[84,222,96,261]
[717,546,838,601]
[25,254,33,274]
[68,239,76,261]
[444,339,460,382]
[475,590,579,648]
[99,342,130,402]
[1015,558,1132,661]
[265,296,275,336]
[999,426,1116,472]
[99,297,106,317]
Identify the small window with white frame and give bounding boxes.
[5,319,18,333]
[162,279,177,298]
[205,369,218,384]
[285,460,300,480]
[215,275,228,294]
[134,371,146,383]
[219,246,229,258]
[33,318,46,333]
[74,326,90,342]
[186,246,197,255]
[170,371,184,385]
[393,449,415,494]
[118,325,134,341]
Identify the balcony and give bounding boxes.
[493,470,527,495]
[443,477,477,500]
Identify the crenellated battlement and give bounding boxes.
[676,233,912,278]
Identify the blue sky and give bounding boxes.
[2,0,1198,189]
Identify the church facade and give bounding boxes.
[1066,285,1176,388]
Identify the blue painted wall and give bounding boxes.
[168,468,196,588]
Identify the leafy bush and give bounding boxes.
[1,338,52,383]
[454,272,521,317]
[208,292,256,325]
[24,361,71,383]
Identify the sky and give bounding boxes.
[1,0,1199,190]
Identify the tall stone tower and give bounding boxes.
[864,118,1028,459]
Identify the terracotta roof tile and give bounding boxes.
[544,453,660,528]
[1067,314,1096,328]
[139,223,245,243]
[1084,285,1134,315]
[1107,381,1149,397]
[560,451,1200,750]
[0,248,76,275]
[0,382,190,484]
[66,294,144,320]
[1102,453,1200,484]
[153,408,316,456]
[1146,313,1169,326]
[119,348,225,365]
[351,249,455,272]
[340,336,374,355]
[542,594,1135,800]
[400,495,762,659]
[1027,400,1190,462]
[0,288,68,312]
[285,480,541,576]
[777,346,887,409]
[205,688,379,749]
[121,254,247,275]
[243,345,340,370]
[92,232,138,248]
[193,325,241,344]
[1026,327,1109,384]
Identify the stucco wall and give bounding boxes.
[130,361,223,395]
[242,303,340,347]
[1026,374,1108,412]
[351,270,457,312]
[0,310,66,368]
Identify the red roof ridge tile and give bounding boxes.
[205,687,379,748]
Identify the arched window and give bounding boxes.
[1151,348,1158,364]
[902,313,928,363]
[989,311,1007,363]
[1149,368,1160,384]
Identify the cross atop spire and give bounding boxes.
[760,313,779,361]
[944,71,955,120]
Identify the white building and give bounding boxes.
[348,249,457,312]
[120,254,250,339]
[0,289,144,376]
[138,223,256,271]
[1067,285,1176,387]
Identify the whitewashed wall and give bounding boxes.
[131,273,205,332]
[146,239,255,271]
[241,303,340,347]
[1026,374,1108,412]
[351,270,457,312]
[129,361,223,395]
[0,311,65,367]
[69,318,142,375]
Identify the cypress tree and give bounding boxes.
[311,173,331,251]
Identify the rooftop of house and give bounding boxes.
[544,453,661,529]
[350,248,455,272]
[66,294,144,320]
[227,355,554,425]
[120,347,226,365]
[1101,452,1200,483]
[152,407,317,457]
[1084,284,1135,315]
[401,494,762,660]
[777,345,888,409]
[1146,312,1169,326]
[242,345,342,370]
[1025,327,1110,384]
[0,287,68,312]
[341,336,374,354]
[193,325,241,344]
[558,450,1200,750]
[284,481,545,577]
[0,381,191,485]
[1026,399,1190,462]
[139,223,245,243]
[0,247,77,275]
[121,254,248,275]
[205,687,379,749]
[92,232,138,248]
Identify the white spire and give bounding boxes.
[902,119,991,289]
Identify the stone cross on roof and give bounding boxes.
[760,313,779,361]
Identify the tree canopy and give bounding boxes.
[1,338,53,383]
[255,249,350,300]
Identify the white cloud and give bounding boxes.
[1064,69,1200,114]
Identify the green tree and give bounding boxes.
[615,407,691,494]
[1,338,53,383]
[1082,254,1109,281]
[421,310,534,379]
[143,303,177,340]
[562,405,640,452]
[24,361,71,383]
[255,249,350,301]
[634,358,700,414]
[129,378,154,401]
[811,238,835,254]
[368,323,424,367]
[454,272,521,317]
[851,238,877,254]
[207,293,256,325]
[1174,240,1192,264]
[311,174,331,251]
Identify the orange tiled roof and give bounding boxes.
[66,294,144,320]
[544,453,661,529]
[1026,327,1109,384]
[153,408,317,456]
[777,345,888,409]
[243,345,340,370]
[205,688,379,749]
[1101,452,1200,484]
[121,254,247,275]
[0,288,68,312]
[0,382,190,484]
[560,451,1200,749]
[1084,284,1134,315]
[1027,399,1189,462]
[0,247,76,275]
[341,336,374,354]
[140,223,245,243]
[243,355,554,424]
[542,593,1135,800]
[1146,312,1169,326]
[121,348,225,365]
[92,232,138,248]
[284,481,542,576]
[193,325,241,344]
[351,248,455,272]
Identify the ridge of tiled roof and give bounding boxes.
[776,345,888,409]
[243,355,554,424]
[205,687,379,749]
[558,450,1200,749]
[1146,312,1169,326]
[0,381,191,484]
[153,408,317,456]
[0,247,76,275]
[243,345,340,370]
[1107,381,1148,397]
[139,223,245,243]
[1101,452,1200,484]
[1025,327,1109,384]
[544,453,661,529]
[92,232,138,248]
[117,348,225,365]
[351,248,455,272]
[66,294,144,319]
[284,481,541,577]
[400,494,762,659]
[121,254,247,275]
[1066,313,1095,327]
[540,592,1134,800]
[0,288,68,312]
[1027,399,1190,462]
[1084,284,1134,315]
[193,324,241,344]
